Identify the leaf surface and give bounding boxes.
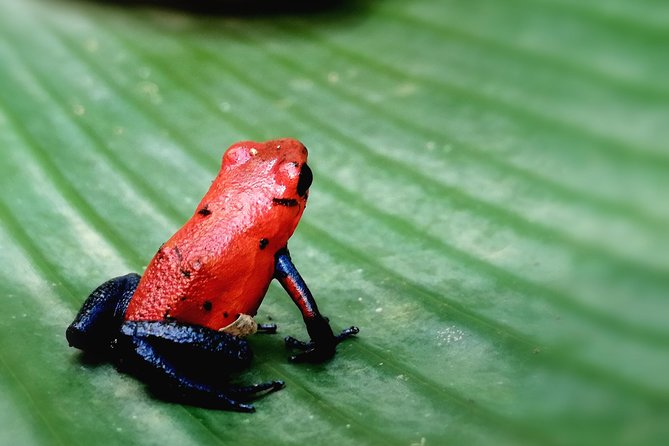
[0,0,667,444]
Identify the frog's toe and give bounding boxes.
[336,326,360,342]
[228,400,255,413]
[284,335,313,350]
[227,380,285,399]
[257,323,278,334]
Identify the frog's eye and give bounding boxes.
[297,163,312,197]
[223,143,257,167]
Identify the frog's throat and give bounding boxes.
[218,314,257,337]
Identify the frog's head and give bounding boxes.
[222,138,312,209]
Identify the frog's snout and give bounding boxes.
[297,163,312,197]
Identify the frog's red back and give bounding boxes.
[124,139,310,330]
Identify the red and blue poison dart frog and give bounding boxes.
[66,139,359,412]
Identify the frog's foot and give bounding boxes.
[163,380,285,411]
[160,381,258,412]
[284,336,311,350]
[285,326,359,350]
[285,326,359,363]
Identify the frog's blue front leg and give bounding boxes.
[274,248,359,362]
[66,273,140,353]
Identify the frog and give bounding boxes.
[66,138,359,412]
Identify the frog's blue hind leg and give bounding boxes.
[118,321,284,412]
[66,273,140,353]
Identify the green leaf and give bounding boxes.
[1,0,667,444]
